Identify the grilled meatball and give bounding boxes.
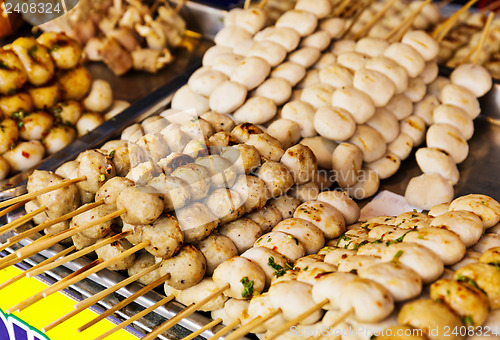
[116,185,164,225]
[175,202,219,244]
[213,256,266,299]
[431,278,489,326]
[127,251,161,285]
[231,175,269,214]
[70,203,114,240]
[141,214,183,259]
[76,150,116,193]
[219,218,263,253]
[398,299,464,340]
[95,177,134,210]
[95,238,135,271]
[197,234,238,276]
[159,245,206,290]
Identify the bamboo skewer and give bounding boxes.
[333,0,354,17]
[15,208,127,260]
[342,0,366,18]
[352,0,399,40]
[182,318,223,340]
[308,308,355,340]
[244,0,251,9]
[258,0,267,9]
[0,234,50,271]
[385,0,432,42]
[27,231,130,278]
[78,271,171,332]
[265,299,330,340]
[7,258,103,313]
[0,245,76,291]
[141,284,230,340]
[472,12,495,64]
[93,295,175,340]
[0,200,28,219]
[0,176,86,209]
[225,309,282,340]
[209,319,240,340]
[43,262,162,332]
[340,0,375,39]
[0,205,47,236]
[8,241,148,313]
[432,0,479,41]
[2,200,105,253]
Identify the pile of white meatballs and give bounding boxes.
[167,0,493,210]
[0,32,128,179]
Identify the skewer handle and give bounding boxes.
[78,269,170,332]
[42,241,148,298]
[15,208,126,259]
[209,319,240,340]
[6,200,104,249]
[93,295,175,340]
[142,284,230,340]
[225,309,281,340]
[0,245,75,291]
[43,262,161,332]
[27,231,130,278]
[0,205,47,236]
[352,0,399,40]
[0,176,86,209]
[182,318,223,340]
[265,299,330,340]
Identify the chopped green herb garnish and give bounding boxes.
[0,125,5,133]
[411,214,418,218]
[386,231,411,246]
[303,266,308,271]
[337,234,351,246]
[461,315,474,326]
[240,277,254,299]
[99,174,106,182]
[17,121,24,129]
[435,298,444,304]
[492,262,500,272]
[28,44,38,58]
[456,274,484,293]
[256,237,262,243]
[267,237,272,242]
[0,61,9,69]
[393,250,403,261]
[109,150,116,157]
[371,239,383,244]
[481,201,486,204]
[12,110,25,120]
[418,235,424,239]
[285,262,294,270]
[354,240,368,250]
[287,234,293,239]
[384,217,392,221]
[268,257,286,278]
